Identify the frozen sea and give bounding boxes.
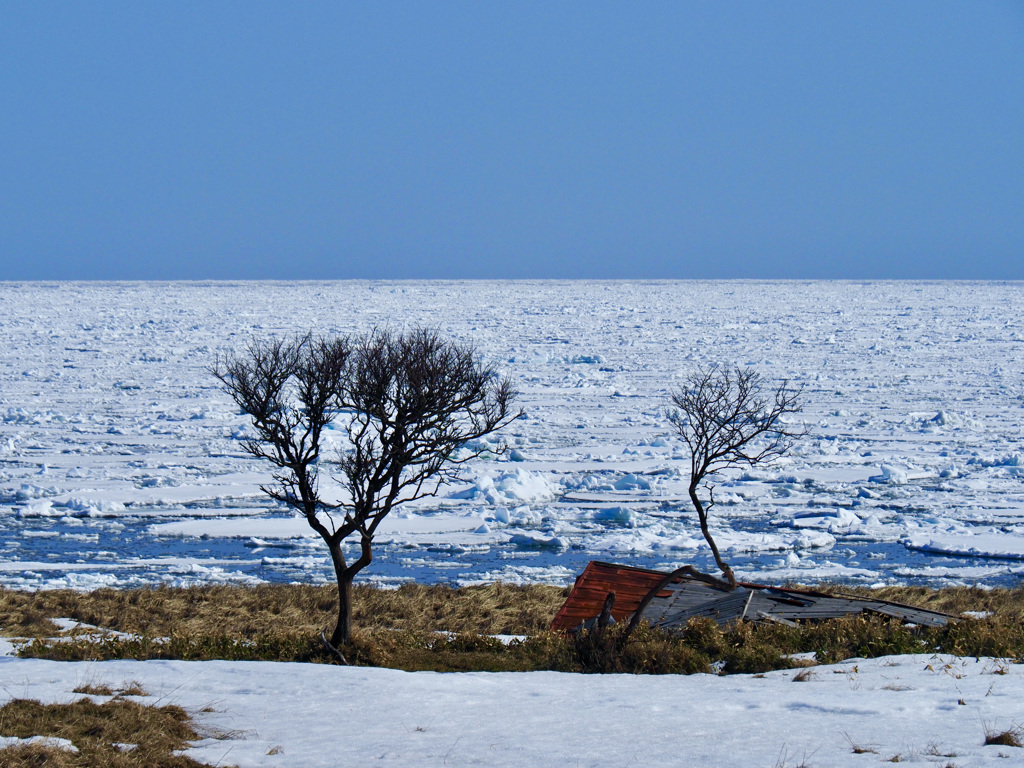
[1,280,1023,592]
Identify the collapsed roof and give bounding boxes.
[550,561,953,633]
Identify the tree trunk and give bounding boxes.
[597,591,615,630]
[328,542,354,647]
[327,534,374,648]
[689,485,737,589]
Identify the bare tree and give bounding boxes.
[667,365,803,590]
[213,329,520,652]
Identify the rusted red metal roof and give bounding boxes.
[550,561,684,632]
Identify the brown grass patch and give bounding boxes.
[984,725,1023,748]
[353,581,566,635]
[0,581,565,639]
[0,697,225,767]
[71,682,148,698]
[71,684,115,697]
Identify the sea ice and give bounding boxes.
[1,281,1022,588]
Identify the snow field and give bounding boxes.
[2,654,1024,767]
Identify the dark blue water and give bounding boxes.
[4,510,1022,591]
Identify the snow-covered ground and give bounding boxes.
[1,281,1023,590]
[2,653,1024,766]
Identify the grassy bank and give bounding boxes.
[2,582,1024,674]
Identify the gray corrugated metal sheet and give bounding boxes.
[641,575,952,629]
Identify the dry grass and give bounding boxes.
[5,581,1021,641]
[1,581,570,672]
[821,583,1024,623]
[352,581,566,635]
[0,581,566,639]
[0,695,225,767]
[71,684,115,696]
[5,581,1024,674]
[843,733,878,755]
[71,683,147,698]
[791,667,814,682]
[984,725,1023,748]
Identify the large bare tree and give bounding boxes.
[667,365,803,590]
[213,329,519,652]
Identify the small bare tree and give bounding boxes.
[667,365,802,590]
[213,329,519,653]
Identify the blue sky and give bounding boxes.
[2,2,1022,280]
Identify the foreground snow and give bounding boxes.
[2,654,1023,766]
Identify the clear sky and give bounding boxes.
[2,2,1022,280]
